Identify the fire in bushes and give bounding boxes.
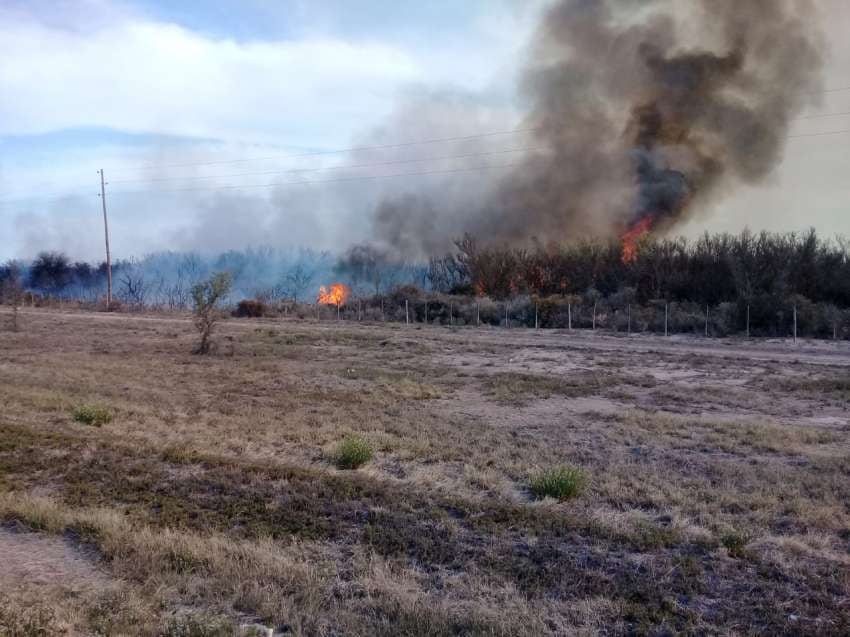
[317,283,350,306]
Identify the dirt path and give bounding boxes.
[0,527,109,591]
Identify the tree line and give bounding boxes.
[428,229,850,306]
[2,229,848,338]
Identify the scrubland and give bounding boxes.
[0,309,848,635]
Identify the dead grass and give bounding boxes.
[0,310,848,634]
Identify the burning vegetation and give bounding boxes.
[372,0,824,255]
[317,283,350,307]
[620,217,652,264]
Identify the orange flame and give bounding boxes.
[621,217,653,263]
[317,283,350,306]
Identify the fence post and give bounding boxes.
[425,302,428,325]
[664,303,668,337]
[568,302,572,331]
[358,299,361,321]
[505,303,509,328]
[746,304,750,337]
[705,305,708,337]
[476,301,480,326]
[381,297,385,322]
[535,302,538,329]
[337,302,340,321]
[592,300,597,331]
[405,299,409,325]
[627,304,631,334]
[449,302,453,325]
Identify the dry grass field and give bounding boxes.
[1,309,849,636]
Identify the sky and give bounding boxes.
[0,0,848,262]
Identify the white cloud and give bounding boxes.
[0,9,423,144]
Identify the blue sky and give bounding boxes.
[1,0,848,261]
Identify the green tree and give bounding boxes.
[191,272,232,354]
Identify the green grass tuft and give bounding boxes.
[334,434,374,470]
[720,530,751,558]
[71,403,113,427]
[529,465,587,501]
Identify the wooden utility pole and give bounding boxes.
[793,305,797,344]
[98,169,112,309]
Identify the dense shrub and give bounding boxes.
[72,403,113,427]
[334,434,374,470]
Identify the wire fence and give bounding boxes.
[282,294,846,340]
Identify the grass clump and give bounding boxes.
[529,465,587,501]
[334,434,374,470]
[71,403,113,427]
[720,530,751,558]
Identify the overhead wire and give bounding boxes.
[107,145,544,185]
[2,82,850,208]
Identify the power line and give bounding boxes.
[105,84,850,173]
[787,128,850,138]
[115,127,537,173]
[104,112,850,187]
[108,161,522,196]
[3,123,850,209]
[107,145,543,185]
[0,143,538,204]
[796,110,850,120]
[3,84,849,187]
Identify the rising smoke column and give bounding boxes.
[373,0,824,253]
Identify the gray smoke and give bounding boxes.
[371,0,824,252]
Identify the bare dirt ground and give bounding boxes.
[0,308,848,635]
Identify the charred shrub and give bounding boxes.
[233,298,268,318]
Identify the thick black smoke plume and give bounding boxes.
[372,0,824,253]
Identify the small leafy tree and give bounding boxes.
[191,272,232,354]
